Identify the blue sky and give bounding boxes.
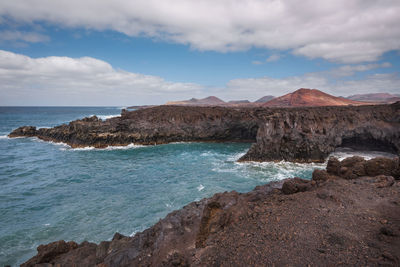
[0,1,399,105]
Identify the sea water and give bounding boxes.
[0,107,393,266]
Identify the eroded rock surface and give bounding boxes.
[9,103,400,162]
[22,157,400,266]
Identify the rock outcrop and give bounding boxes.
[239,102,400,162]
[22,156,400,266]
[9,102,400,162]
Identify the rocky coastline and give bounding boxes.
[9,102,400,163]
[21,156,400,266]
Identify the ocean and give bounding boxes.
[0,107,393,266]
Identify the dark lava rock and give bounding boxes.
[9,103,400,162]
[282,177,312,194]
[8,126,37,137]
[312,169,330,181]
[21,240,78,267]
[326,156,400,180]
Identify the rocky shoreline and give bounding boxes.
[21,156,400,266]
[9,102,400,162]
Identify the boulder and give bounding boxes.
[282,177,312,194]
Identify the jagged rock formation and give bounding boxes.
[9,106,259,148]
[263,88,368,107]
[9,103,400,162]
[239,102,400,162]
[22,156,400,266]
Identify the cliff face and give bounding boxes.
[21,156,400,266]
[240,103,400,162]
[9,106,259,148]
[9,103,400,162]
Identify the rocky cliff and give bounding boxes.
[21,156,400,266]
[9,102,400,162]
[240,102,400,162]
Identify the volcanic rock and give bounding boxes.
[9,102,400,162]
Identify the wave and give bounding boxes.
[329,148,397,161]
[97,114,121,121]
[61,143,146,151]
[0,135,9,139]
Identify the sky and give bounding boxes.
[0,0,400,106]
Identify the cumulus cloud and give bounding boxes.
[327,62,392,77]
[0,50,203,105]
[266,54,281,63]
[1,50,398,105]
[0,30,50,43]
[0,0,399,63]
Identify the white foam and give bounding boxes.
[200,151,219,157]
[98,114,120,120]
[44,223,50,226]
[62,143,146,151]
[197,184,205,191]
[212,155,326,181]
[329,148,397,161]
[226,150,248,162]
[0,135,9,139]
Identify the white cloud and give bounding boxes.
[1,50,398,105]
[266,54,280,63]
[328,62,392,77]
[0,30,50,43]
[0,0,399,63]
[0,50,203,105]
[251,60,263,65]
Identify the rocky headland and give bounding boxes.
[21,156,400,266]
[9,102,400,162]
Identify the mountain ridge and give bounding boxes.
[263,88,368,107]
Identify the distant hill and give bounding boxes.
[263,88,368,107]
[228,100,251,104]
[254,95,275,103]
[347,93,400,103]
[166,96,225,106]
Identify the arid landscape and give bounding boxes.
[1,1,400,266]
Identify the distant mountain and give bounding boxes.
[254,95,275,103]
[228,100,250,104]
[263,88,368,107]
[166,96,225,106]
[347,93,400,103]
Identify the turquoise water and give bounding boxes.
[0,107,324,266]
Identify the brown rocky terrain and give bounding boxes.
[263,88,369,107]
[9,102,400,162]
[21,156,400,266]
